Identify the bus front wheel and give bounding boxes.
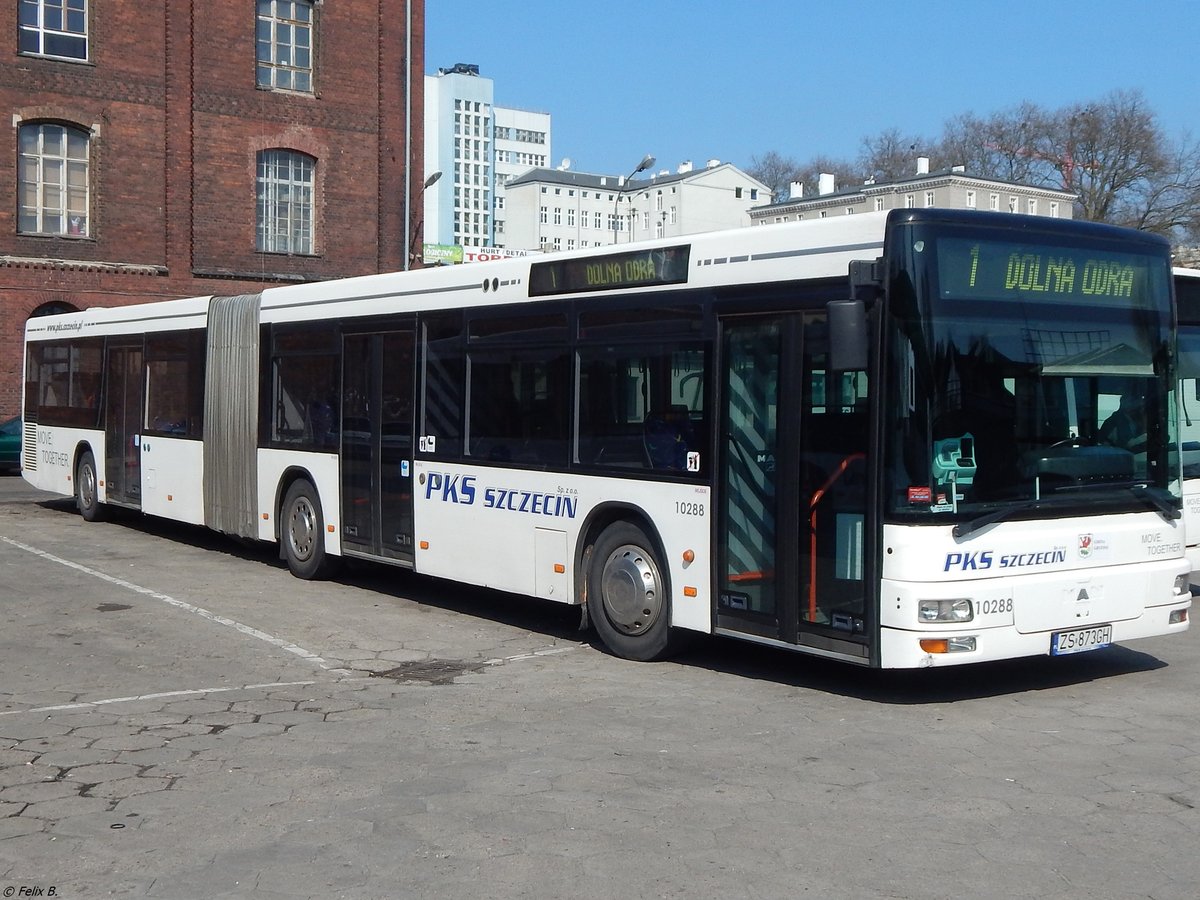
[76,450,104,522]
[281,479,334,580]
[587,522,675,661]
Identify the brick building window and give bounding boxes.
[256,150,314,254]
[256,0,314,93]
[19,0,87,61]
[18,123,90,237]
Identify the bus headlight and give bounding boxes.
[918,598,973,623]
[1173,574,1190,597]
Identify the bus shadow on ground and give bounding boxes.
[673,636,1169,704]
[39,498,1174,704]
[38,497,587,642]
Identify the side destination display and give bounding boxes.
[529,245,690,296]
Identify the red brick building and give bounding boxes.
[0,0,425,419]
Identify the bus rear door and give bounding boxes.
[103,341,143,508]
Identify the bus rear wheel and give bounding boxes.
[588,522,675,661]
[76,450,104,522]
[281,479,335,580]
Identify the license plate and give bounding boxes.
[1050,624,1113,656]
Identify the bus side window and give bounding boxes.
[421,313,465,458]
[269,327,339,450]
[31,338,103,429]
[578,342,707,473]
[468,348,569,465]
[145,331,204,438]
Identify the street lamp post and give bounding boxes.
[612,154,655,245]
[406,170,442,270]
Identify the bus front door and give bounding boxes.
[341,329,416,565]
[717,313,871,662]
[103,342,143,508]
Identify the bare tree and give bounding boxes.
[1111,132,1200,239]
[747,151,856,201]
[747,88,1200,245]
[1030,90,1166,223]
[790,155,859,198]
[935,102,1049,185]
[746,151,802,204]
[858,127,927,181]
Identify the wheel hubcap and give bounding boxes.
[600,543,663,636]
[80,464,96,507]
[288,497,316,561]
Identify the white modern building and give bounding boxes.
[423,63,551,252]
[493,106,550,246]
[750,157,1076,225]
[504,160,771,253]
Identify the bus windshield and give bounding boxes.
[884,222,1178,523]
[1177,273,1200,482]
[1179,325,1200,480]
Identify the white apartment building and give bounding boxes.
[504,160,771,253]
[493,106,550,247]
[424,64,551,251]
[750,157,1076,225]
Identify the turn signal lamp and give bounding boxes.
[920,636,977,654]
[1170,609,1188,625]
[682,549,695,564]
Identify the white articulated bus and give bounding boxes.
[1174,266,1200,587]
[22,209,1190,667]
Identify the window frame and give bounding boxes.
[18,121,91,238]
[255,0,316,94]
[256,148,316,255]
[19,0,88,62]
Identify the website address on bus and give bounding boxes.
[423,472,578,519]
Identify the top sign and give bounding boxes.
[937,237,1159,304]
[529,245,690,297]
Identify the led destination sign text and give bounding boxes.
[530,245,690,296]
[938,237,1159,303]
[995,253,1132,297]
[586,257,660,287]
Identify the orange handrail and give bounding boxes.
[808,453,866,622]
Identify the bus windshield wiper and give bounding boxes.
[953,487,1179,539]
[952,503,1040,539]
[1126,484,1182,521]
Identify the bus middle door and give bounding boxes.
[341,329,416,565]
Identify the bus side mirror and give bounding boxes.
[828,299,868,372]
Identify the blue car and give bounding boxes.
[0,416,21,472]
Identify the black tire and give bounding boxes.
[587,521,676,661]
[281,479,334,580]
[76,450,104,522]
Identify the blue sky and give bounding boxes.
[426,0,1198,177]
